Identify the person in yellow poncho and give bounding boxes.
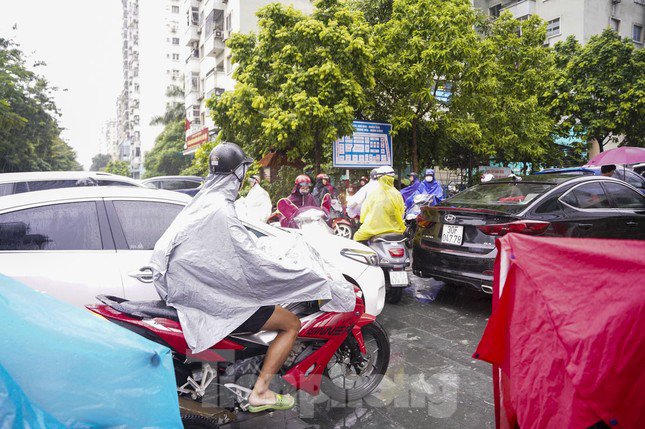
[354,166,406,242]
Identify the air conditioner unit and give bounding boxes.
[215,30,223,38]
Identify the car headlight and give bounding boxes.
[340,248,379,266]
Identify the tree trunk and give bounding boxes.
[412,118,419,173]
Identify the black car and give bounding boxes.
[412,175,645,293]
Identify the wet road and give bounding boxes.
[236,276,495,429]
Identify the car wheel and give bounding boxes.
[386,287,403,304]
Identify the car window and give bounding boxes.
[534,196,561,214]
[0,202,102,250]
[446,183,555,213]
[623,171,644,189]
[142,181,161,189]
[98,180,138,187]
[0,183,13,196]
[562,182,611,209]
[603,182,645,209]
[112,200,184,250]
[162,180,202,190]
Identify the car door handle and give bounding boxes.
[577,223,593,230]
[128,266,154,283]
[626,221,638,227]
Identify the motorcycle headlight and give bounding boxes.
[340,248,379,266]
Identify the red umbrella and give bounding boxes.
[586,146,645,166]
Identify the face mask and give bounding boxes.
[299,188,309,195]
[425,176,434,182]
[381,175,395,187]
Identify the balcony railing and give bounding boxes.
[501,0,536,19]
[204,32,225,57]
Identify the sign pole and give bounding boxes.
[346,169,350,182]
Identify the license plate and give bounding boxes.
[441,225,464,246]
[389,270,409,286]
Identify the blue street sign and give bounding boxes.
[333,121,393,168]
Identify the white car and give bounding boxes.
[0,187,385,316]
[0,171,144,197]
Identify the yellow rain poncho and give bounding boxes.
[354,175,405,242]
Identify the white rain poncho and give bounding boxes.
[235,182,272,223]
[346,179,378,219]
[150,171,355,353]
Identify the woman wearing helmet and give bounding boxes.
[287,174,317,208]
[312,173,330,206]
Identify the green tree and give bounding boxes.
[90,153,112,171]
[104,160,130,176]
[150,85,185,126]
[209,0,375,171]
[143,120,192,178]
[371,0,486,172]
[549,29,645,151]
[0,38,80,172]
[349,0,393,25]
[462,13,556,166]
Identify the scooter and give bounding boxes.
[330,198,355,239]
[365,234,410,304]
[87,289,390,428]
[404,194,436,248]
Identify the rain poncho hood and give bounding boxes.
[401,178,421,209]
[235,182,272,223]
[354,175,405,242]
[405,169,444,209]
[150,172,355,353]
[288,184,317,208]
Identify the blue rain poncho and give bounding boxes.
[150,171,355,353]
[401,178,421,210]
[405,169,444,208]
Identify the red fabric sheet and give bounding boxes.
[474,235,645,429]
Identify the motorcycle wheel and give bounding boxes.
[321,321,390,403]
[333,222,354,239]
[386,287,403,304]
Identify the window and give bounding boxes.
[0,202,102,251]
[225,12,232,32]
[192,106,200,118]
[0,183,13,197]
[603,182,645,209]
[633,24,643,43]
[171,5,179,13]
[191,72,200,91]
[172,53,180,61]
[162,180,202,191]
[546,18,561,38]
[112,201,184,250]
[561,182,611,209]
[489,4,502,18]
[97,180,138,187]
[622,171,645,190]
[610,18,620,32]
[190,7,199,25]
[172,37,180,45]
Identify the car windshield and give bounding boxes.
[446,182,556,212]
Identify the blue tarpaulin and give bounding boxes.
[0,274,182,428]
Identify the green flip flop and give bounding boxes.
[247,393,295,413]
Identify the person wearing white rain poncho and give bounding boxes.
[149,142,355,413]
[235,174,272,223]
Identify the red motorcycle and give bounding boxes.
[86,288,389,427]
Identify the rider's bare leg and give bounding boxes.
[248,306,301,406]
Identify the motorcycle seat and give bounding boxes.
[369,233,406,243]
[97,295,179,322]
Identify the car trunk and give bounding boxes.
[417,206,518,255]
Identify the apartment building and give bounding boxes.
[181,0,314,155]
[117,0,185,178]
[99,119,119,160]
[474,0,645,46]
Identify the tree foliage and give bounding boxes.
[549,29,645,151]
[143,120,192,178]
[0,38,81,172]
[209,0,374,171]
[104,160,130,177]
[90,153,112,171]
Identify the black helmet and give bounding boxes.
[369,168,379,180]
[209,142,253,175]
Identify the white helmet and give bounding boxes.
[375,166,395,178]
[481,173,495,183]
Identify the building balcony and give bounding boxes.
[185,23,200,46]
[501,0,536,19]
[204,32,225,58]
[185,88,201,107]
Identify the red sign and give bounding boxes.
[185,128,209,149]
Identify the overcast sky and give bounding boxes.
[1,1,123,170]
